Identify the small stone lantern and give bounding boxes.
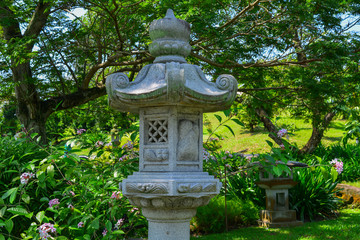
[254,161,307,228]
[106,9,237,240]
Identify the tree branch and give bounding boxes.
[191,52,321,68]
[81,55,153,89]
[24,1,51,50]
[43,87,107,118]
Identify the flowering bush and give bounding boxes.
[0,130,147,239]
[330,158,344,174]
[20,172,35,184]
[38,223,56,240]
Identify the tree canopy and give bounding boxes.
[1,0,359,151]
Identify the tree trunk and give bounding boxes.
[255,107,283,146]
[12,62,48,142]
[300,112,336,154]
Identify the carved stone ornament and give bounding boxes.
[128,196,212,209]
[144,148,169,161]
[126,183,169,194]
[177,120,199,161]
[177,183,217,193]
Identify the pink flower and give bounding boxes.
[279,144,285,149]
[102,228,108,236]
[277,128,288,138]
[77,129,86,135]
[111,191,121,200]
[130,207,139,213]
[114,218,125,229]
[20,172,35,184]
[69,191,75,196]
[77,221,84,228]
[330,158,344,174]
[38,223,56,240]
[95,141,104,148]
[49,198,60,207]
[203,150,210,161]
[121,140,134,150]
[67,203,74,209]
[119,155,129,161]
[225,164,231,169]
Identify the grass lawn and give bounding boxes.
[191,209,360,240]
[203,112,350,154]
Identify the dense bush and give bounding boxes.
[290,167,342,221]
[191,195,258,234]
[313,144,360,182]
[0,130,146,239]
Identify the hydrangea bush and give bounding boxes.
[0,129,146,239]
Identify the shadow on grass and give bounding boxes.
[323,136,342,142]
[329,122,346,130]
[191,209,360,240]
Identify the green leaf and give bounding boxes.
[36,211,45,223]
[223,109,231,117]
[40,197,49,202]
[0,234,5,240]
[30,133,38,139]
[273,166,282,176]
[214,114,222,123]
[5,219,13,233]
[223,125,235,136]
[25,211,33,219]
[47,164,54,178]
[112,230,125,234]
[0,207,6,218]
[90,218,99,229]
[130,131,138,142]
[330,167,338,182]
[22,193,30,204]
[9,188,18,204]
[37,171,46,182]
[105,220,112,231]
[7,207,28,215]
[2,187,18,201]
[231,118,244,126]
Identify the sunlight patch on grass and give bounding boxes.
[203,112,348,154]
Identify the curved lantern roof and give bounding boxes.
[106,9,238,114]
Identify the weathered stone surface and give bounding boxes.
[255,164,305,228]
[336,184,360,205]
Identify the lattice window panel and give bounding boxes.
[148,119,168,143]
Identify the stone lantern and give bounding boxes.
[106,9,237,240]
[254,161,307,228]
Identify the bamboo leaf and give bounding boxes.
[224,124,235,136]
[214,114,222,123]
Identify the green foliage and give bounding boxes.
[0,129,146,239]
[313,144,360,182]
[343,120,360,145]
[191,196,258,235]
[290,167,341,221]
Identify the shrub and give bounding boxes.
[191,195,258,234]
[0,130,147,239]
[290,167,342,221]
[313,144,360,182]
